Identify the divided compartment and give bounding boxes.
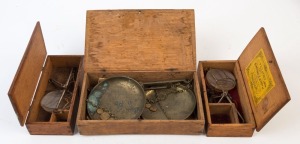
[7,22,84,135]
[198,61,256,137]
[209,103,239,124]
[77,71,205,134]
[77,10,205,135]
[197,28,291,137]
[46,66,76,122]
[25,56,82,134]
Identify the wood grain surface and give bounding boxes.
[77,71,205,134]
[84,10,196,72]
[238,28,291,131]
[8,22,47,126]
[198,61,256,137]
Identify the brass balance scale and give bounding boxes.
[86,77,196,120]
[40,68,76,115]
[205,69,245,122]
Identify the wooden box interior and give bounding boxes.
[209,103,239,124]
[197,28,291,137]
[8,22,84,135]
[77,71,205,135]
[25,55,82,135]
[77,10,205,135]
[198,61,256,137]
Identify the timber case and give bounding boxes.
[7,9,290,137]
[8,22,83,135]
[76,9,205,135]
[198,28,291,137]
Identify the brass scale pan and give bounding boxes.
[86,76,196,120]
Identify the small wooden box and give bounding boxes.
[76,10,205,135]
[8,22,84,135]
[198,28,291,137]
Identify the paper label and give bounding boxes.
[245,49,275,106]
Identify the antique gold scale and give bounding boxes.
[40,69,243,121]
[86,77,196,120]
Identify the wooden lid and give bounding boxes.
[238,28,291,131]
[8,22,47,126]
[85,10,196,72]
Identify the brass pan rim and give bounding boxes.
[87,76,146,120]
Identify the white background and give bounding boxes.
[0,0,299,143]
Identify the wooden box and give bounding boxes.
[8,22,83,135]
[76,10,205,135]
[198,28,291,137]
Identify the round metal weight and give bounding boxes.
[206,69,236,92]
[41,90,72,113]
[87,76,146,120]
[142,86,196,120]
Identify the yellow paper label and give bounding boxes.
[245,49,275,106]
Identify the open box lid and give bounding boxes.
[238,28,291,131]
[84,10,196,72]
[8,22,47,126]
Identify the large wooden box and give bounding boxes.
[198,28,291,137]
[76,10,205,135]
[8,22,84,135]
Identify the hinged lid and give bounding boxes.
[8,22,47,126]
[84,10,196,72]
[238,28,291,131]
